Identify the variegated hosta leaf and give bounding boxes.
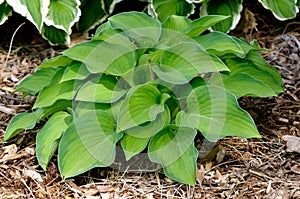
[258,0,299,20]
[200,0,243,33]
[45,0,81,34]
[149,0,194,22]
[6,0,49,31]
[0,2,12,25]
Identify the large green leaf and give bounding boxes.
[121,134,149,161]
[33,79,79,108]
[4,111,40,141]
[45,0,80,34]
[148,125,198,185]
[200,0,243,32]
[36,111,71,170]
[194,31,245,58]
[176,85,261,141]
[151,42,229,84]
[150,0,194,22]
[39,55,73,68]
[58,110,122,178]
[63,38,136,75]
[0,2,12,25]
[108,12,161,47]
[210,58,284,97]
[76,0,108,32]
[161,15,192,39]
[117,84,167,132]
[60,61,90,82]
[15,67,60,96]
[7,0,49,31]
[258,0,299,20]
[187,15,229,37]
[76,75,127,103]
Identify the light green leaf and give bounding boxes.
[36,111,71,170]
[161,15,192,39]
[93,22,123,41]
[150,0,194,22]
[258,0,299,20]
[151,42,229,84]
[33,79,79,108]
[60,61,90,82]
[148,125,198,185]
[108,11,161,47]
[76,0,108,32]
[176,85,261,141]
[200,0,243,32]
[124,107,170,138]
[4,111,39,141]
[187,15,229,37]
[117,84,165,132]
[45,0,81,34]
[210,58,284,97]
[15,67,60,96]
[194,31,245,57]
[6,0,49,31]
[0,2,12,25]
[39,55,73,68]
[121,134,149,160]
[58,110,122,178]
[63,39,136,75]
[73,101,110,118]
[76,76,127,104]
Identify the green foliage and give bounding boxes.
[4,12,283,185]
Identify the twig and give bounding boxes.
[5,22,26,66]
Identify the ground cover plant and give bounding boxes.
[3,11,284,185]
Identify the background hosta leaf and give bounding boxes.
[0,2,12,25]
[108,12,161,47]
[148,125,198,185]
[210,58,284,97]
[63,38,136,75]
[176,85,261,141]
[200,0,243,32]
[58,110,122,178]
[44,0,81,34]
[151,42,229,84]
[117,84,165,132]
[36,112,71,170]
[76,0,107,32]
[149,0,194,22]
[258,0,299,20]
[6,0,49,31]
[15,67,60,96]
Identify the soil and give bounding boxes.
[0,4,299,199]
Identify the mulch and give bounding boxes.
[0,10,299,199]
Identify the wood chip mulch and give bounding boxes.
[0,17,299,199]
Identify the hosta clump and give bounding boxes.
[4,12,283,185]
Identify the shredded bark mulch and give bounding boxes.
[0,11,299,199]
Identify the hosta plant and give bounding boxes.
[0,0,126,45]
[4,12,283,185]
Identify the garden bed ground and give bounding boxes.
[0,7,299,199]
